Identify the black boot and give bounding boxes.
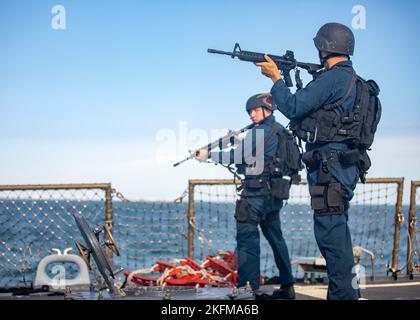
[271,284,295,300]
[255,285,295,300]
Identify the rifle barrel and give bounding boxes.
[172,122,256,168]
[173,156,193,167]
[208,49,233,56]
[208,47,322,73]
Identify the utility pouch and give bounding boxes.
[235,199,252,223]
[302,150,319,170]
[327,182,343,207]
[310,182,345,215]
[309,185,326,210]
[358,152,371,172]
[339,149,361,165]
[271,177,290,200]
[358,152,371,183]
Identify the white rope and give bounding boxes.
[126,265,158,286]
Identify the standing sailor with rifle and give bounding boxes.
[195,94,302,299]
[255,23,381,300]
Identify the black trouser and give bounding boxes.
[306,149,360,300]
[235,195,294,290]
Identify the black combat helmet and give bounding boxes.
[314,22,355,56]
[246,93,276,113]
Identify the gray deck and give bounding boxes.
[259,278,420,300]
[1,278,419,300]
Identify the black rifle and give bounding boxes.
[173,122,257,167]
[208,43,323,89]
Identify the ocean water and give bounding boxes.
[0,198,411,288]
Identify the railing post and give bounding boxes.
[407,181,418,276]
[391,178,405,275]
[187,180,195,259]
[105,184,114,264]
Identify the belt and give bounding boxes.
[243,178,269,189]
[302,148,361,170]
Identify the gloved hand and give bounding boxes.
[195,149,209,162]
[256,54,282,83]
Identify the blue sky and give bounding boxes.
[1,0,419,201]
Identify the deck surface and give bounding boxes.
[259,278,420,300]
[1,278,419,300]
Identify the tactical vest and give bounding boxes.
[289,66,381,182]
[237,122,303,200]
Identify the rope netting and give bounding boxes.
[0,179,407,289]
[112,200,188,276]
[191,180,403,279]
[0,185,108,288]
